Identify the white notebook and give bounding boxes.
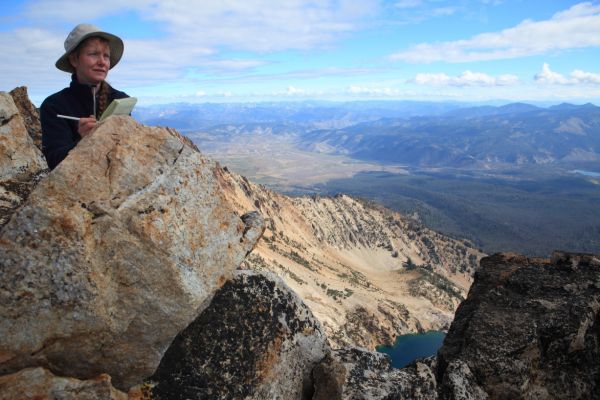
[99,97,137,122]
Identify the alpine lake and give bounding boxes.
[376,331,446,368]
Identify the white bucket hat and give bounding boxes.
[55,23,124,73]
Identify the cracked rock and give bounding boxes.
[149,270,329,400]
[0,116,264,389]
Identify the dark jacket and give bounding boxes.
[40,75,128,169]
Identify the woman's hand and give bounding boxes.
[78,115,97,137]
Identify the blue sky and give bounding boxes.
[1,0,600,105]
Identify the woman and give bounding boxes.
[40,24,129,170]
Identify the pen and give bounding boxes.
[57,114,80,121]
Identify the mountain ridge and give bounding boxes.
[217,167,482,348]
[297,103,600,168]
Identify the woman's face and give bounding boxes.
[69,37,110,86]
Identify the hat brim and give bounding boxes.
[55,31,124,73]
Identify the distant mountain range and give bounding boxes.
[134,100,464,131]
[297,102,600,168]
[135,101,600,169]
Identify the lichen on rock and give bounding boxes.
[312,347,438,400]
[437,252,600,399]
[0,91,47,228]
[149,270,329,400]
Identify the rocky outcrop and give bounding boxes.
[0,91,47,227]
[0,92,46,180]
[0,115,264,389]
[0,367,127,400]
[9,86,42,150]
[437,252,600,399]
[149,270,329,400]
[312,347,437,400]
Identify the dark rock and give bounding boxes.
[0,91,47,228]
[149,270,329,400]
[241,211,266,254]
[437,252,600,400]
[0,169,46,228]
[312,347,438,400]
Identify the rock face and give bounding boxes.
[8,86,42,151]
[0,92,45,181]
[0,115,264,389]
[0,367,127,400]
[312,347,437,400]
[150,270,329,400]
[0,91,47,227]
[437,252,600,400]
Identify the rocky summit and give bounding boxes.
[1,88,599,399]
[0,90,264,389]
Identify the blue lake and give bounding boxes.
[376,331,446,369]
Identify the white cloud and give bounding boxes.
[571,69,600,84]
[346,85,402,96]
[25,0,145,22]
[0,27,65,92]
[23,0,379,53]
[430,7,457,17]
[411,71,519,86]
[389,0,458,24]
[394,0,422,9]
[390,2,600,63]
[195,90,206,97]
[535,63,600,85]
[534,63,571,85]
[2,0,379,93]
[262,86,327,98]
[411,73,450,86]
[203,59,267,71]
[145,0,378,53]
[286,86,306,95]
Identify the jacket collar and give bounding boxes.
[69,74,98,96]
[69,74,99,116]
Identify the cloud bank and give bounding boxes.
[411,71,519,86]
[1,0,379,90]
[536,63,600,85]
[390,2,600,63]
